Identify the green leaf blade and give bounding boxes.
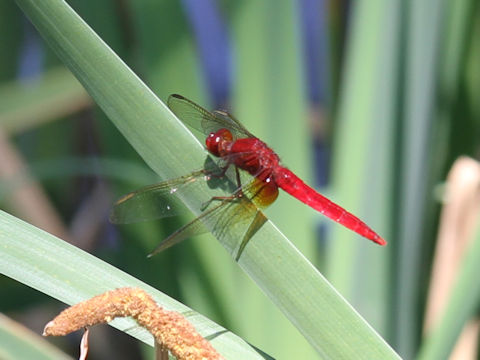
[12,0,399,358]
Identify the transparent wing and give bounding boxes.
[148,190,268,260]
[110,155,275,225]
[167,94,256,139]
[110,170,208,224]
[111,159,275,259]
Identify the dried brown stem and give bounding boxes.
[423,156,480,358]
[43,288,223,360]
[0,128,70,241]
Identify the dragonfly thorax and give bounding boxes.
[228,138,280,179]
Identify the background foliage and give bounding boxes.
[1,0,479,359]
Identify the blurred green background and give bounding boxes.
[1,0,479,359]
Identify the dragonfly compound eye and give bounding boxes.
[206,133,221,156]
[206,129,233,157]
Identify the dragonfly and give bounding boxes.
[111,94,386,260]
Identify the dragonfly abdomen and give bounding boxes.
[274,167,386,245]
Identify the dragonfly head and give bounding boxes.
[206,128,233,157]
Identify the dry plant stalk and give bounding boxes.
[79,328,89,360]
[423,156,480,359]
[0,128,70,241]
[43,288,224,360]
[450,320,480,360]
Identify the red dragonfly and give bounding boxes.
[111,94,385,259]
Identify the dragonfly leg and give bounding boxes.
[200,191,244,212]
[234,166,242,189]
[201,166,245,212]
[205,162,231,179]
[206,164,243,187]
